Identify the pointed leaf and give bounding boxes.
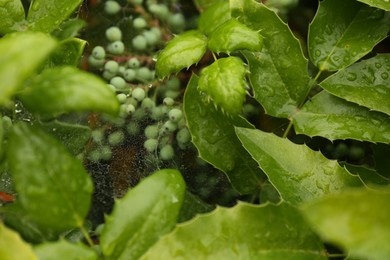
[6,123,93,231]
[293,91,390,143]
[235,127,363,206]
[231,0,310,117]
[0,0,25,34]
[356,0,390,11]
[27,0,83,33]
[45,38,87,68]
[198,57,247,115]
[0,32,57,105]
[308,0,390,71]
[51,18,87,40]
[302,188,390,260]
[141,202,327,259]
[0,223,37,260]
[19,66,119,116]
[184,75,264,194]
[194,0,225,11]
[156,30,207,78]
[198,2,230,35]
[342,163,390,188]
[34,239,98,260]
[320,54,390,116]
[100,169,185,260]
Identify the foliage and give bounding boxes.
[0,0,390,259]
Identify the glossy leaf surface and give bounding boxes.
[231,0,310,118]
[293,91,390,143]
[51,18,87,40]
[208,19,263,54]
[184,75,264,194]
[198,57,247,115]
[308,0,390,71]
[236,127,363,205]
[34,240,98,260]
[193,0,225,11]
[156,30,207,78]
[100,169,185,260]
[27,0,83,33]
[0,0,25,34]
[302,188,390,259]
[0,222,37,260]
[320,54,390,116]
[142,203,326,259]
[356,0,390,10]
[46,38,86,68]
[19,66,119,115]
[198,2,230,35]
[0,32,57,105]
[6,123,93,231]
[343,163,390,188]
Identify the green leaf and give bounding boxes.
[208,19,263,54]
[45,38,87,68]
[0,0,25,34]
[100,169,185,260]
[51,18,87,40]
[141,202,327,259]
[39,121,91,156]
[320,54,390,116]
[235,127,363,205]
[231,0,310,118]
[198,2,230,35]
[27,0,83,33]
[193,0,225,11]
[184,75,264,194]
[198,57,247,115]
[302,188,390,259]
[19,66,119,115]
[293,91,390,143]
[34,239,98,260]
[342,163,390,188]
[0,222,37,260]
[356,0,390,11]
[308,0,390,71]
[155,30,207,78]
[0,32,57,105]
[178,191,215,223]
[6,123,93,231]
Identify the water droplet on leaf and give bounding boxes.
[381,72,388,80]
[346,72,357,81]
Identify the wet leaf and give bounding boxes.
[6,123,93,231]
[184,75,264,194]
[293,91,390,143]
[193,0,225,11]
[235,127,363,206]
[0,32,57,105]
[0,222,37,260]
[34,239,98,260]
[302,188,390,259]
[51,18,87,40]
[100,169,185,260]
[198,2,230,35]
[308,0,390,71]
[231,0,310,118]
[141,203,327,259]
[342,163,390,188]
[45,38,87,68]
[198,57,247,115]
[27,0,83,33]
[356,0,390,11]
[19,66,119,116]
[156,30,207,78]
[0,0,25,34]
[320,54,390,116]
[208,19,263,54]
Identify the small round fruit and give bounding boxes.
[110,76,127,89]
[159,144,174,160]
[127,121,140,135]
[148,4,169,20]
[104,60,119,74]
[141,97,155,111]
[123,69,137,81]
[116,93,127,103]
[166,78,180,90]
[144,138,158,152]
[131,87,146,101]
[176,127,191,144]
[168,108,182,122]
[108,131,125,146]
[151,106,164,120]
[107,41,125,54]
[88,56,105,67]
[104,0,121,15]
[100,146,113,160]
[136,67,153,81]
[144,124,159,139]
[163,97,174,106]
[91,46,105,59]
[105,26,122,41]
[103,70,116,80]
[132,35,147,51]
[162,120,177,133]
[128,57,140,68]
[91,129,104,143]
[133,17,147,29]
[168,13,185,32]
[143,30,158,46]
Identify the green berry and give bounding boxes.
[107,41,125,54]
[116,93,127,103]
[165,90,180,99]
[163,97,174,106]
[166,78,180,90]
[107,84,116,92]
[91,46,105,59]
[127,121,140,135]
[132,107,147,120]
[159,144,174,160]
[144,138,158,152]
[137,67,154,81]
[105,0,121,15]
[133,17,147,29]
[143,30,158,46]
[100,146,112,160]
[110,76,127,89]
[91,129,104,143]
[349,146,365,160]
[168,108,182,122]
[168,13,185,32]
[144,124,159,139]
[103,70,116,80]
[162,120,177,133]
[149,4,169,20]
[151,106,164,120]
[132,87,146,101]
[176,127,190,144]
[133,0,143,4]
[132,35,147,51]
[88,55,105,67]
[128,57,140,68]
[150,27,162,40]
[105,26,122,41]
[126,97,138,107]
[104,60,119,74]
[123,69,136,81]
[108,131,125,146]
[118,66,126,75]
[141,97,155,111]
[89,149,101,162]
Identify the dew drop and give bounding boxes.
[375,62,382,68]
[315,50,321,57]
[381,72,389,80]
[346,72,357,81]
[333,56,340,61]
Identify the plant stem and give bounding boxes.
[282,120,294,138]
[80,225,95,247]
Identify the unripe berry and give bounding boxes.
[144,138,158,152]
[128,57,140,68]
[133,17,147,29]
[110,76,127,89]
[127,121,140,135]
[176,127,191,145]
[144,124,159,139]
[132,35,147,51]
[104,1,121,15]
[143,30,158,46]
[123,69,137,81]
[104,60,119,74]
[103,70,116,80]
[136,67,153,81]
[108,131,125,146]
[166,78,180,90]
[159,144,175,160]
[100,146,113,161]
[168,108,182,122]
[88,55,105,67]
[162,120,177,133]
[107,41,125,54]
[141,97,155,111]
[116,93,127,103]
[148,4,169,20]
[151,106,164,120]
[163,97,174,106]
[105,26,122,41]
[91,46,105,59]
[168,13,185,32]
[131,87,146,101]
